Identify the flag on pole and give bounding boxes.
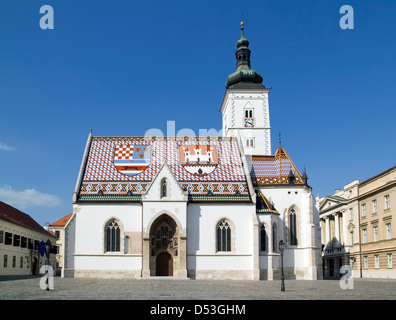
[46,245,50,259]
[38,241,46,257]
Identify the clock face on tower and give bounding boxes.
[244,118,254,128]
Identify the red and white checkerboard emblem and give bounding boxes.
[114,144,151,176]
[114,144,134,160]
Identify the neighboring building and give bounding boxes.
[0,201,57,276]
[63,22,322,280]
[358,166,396,279]
[319,180,359,278]
[49,213,72,275]
[320,166,396,279]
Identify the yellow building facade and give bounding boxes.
[320,166,396,279]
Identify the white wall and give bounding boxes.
[258,186,322,279]
[74,203,141,255]
[74,255,142,270]
[65,186,322,280]
[187,203,255,272]
[221,89,271,155]
[65,203,142,275]
[260,186,316,246]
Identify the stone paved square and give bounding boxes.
[1,276,396,300]
[2,276,395,319]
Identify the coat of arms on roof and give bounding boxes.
[113,144,151,176]
[179,145,218,177]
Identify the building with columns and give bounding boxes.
[63,22,322,280]
[319,180,359,278]
[320,166,396,279]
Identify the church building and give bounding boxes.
[63,22,322,280]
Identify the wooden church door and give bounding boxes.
[156,252,173,276]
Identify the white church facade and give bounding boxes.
[63,23,322,280]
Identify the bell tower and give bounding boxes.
[220,22,271,155]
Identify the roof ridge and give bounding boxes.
[50,212,73,226]
[0,201,54,237]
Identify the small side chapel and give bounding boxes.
[63,22,323,280]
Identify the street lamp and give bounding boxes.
[279,239,285,292]
[45,239,51,291]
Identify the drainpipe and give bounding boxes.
[357,190,362,278]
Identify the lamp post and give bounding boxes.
[279,240,285,292]
[45,239,51,291]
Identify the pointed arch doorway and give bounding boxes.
[149,214,178,276]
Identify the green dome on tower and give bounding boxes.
[225,22,265,89]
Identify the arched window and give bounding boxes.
[106,219,120,252]
[272,223,277,253]
[246,138,254,148]
[161,178,167,198]
[244,108,254,119]
[289,207,298,245]
[217,219,232,252]
[260,224,267,252]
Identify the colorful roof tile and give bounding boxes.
[77,136,251,201]
[256,192,279,214]
[249,147,305,185]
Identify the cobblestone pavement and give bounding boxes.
[1,276,396,300]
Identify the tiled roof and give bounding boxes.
[256,192,279,214]
[249,147,304,185]
[50,213,72,227]
[0,201,55,238]
[78,136,250,201]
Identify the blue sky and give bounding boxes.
[0,0,395,226]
